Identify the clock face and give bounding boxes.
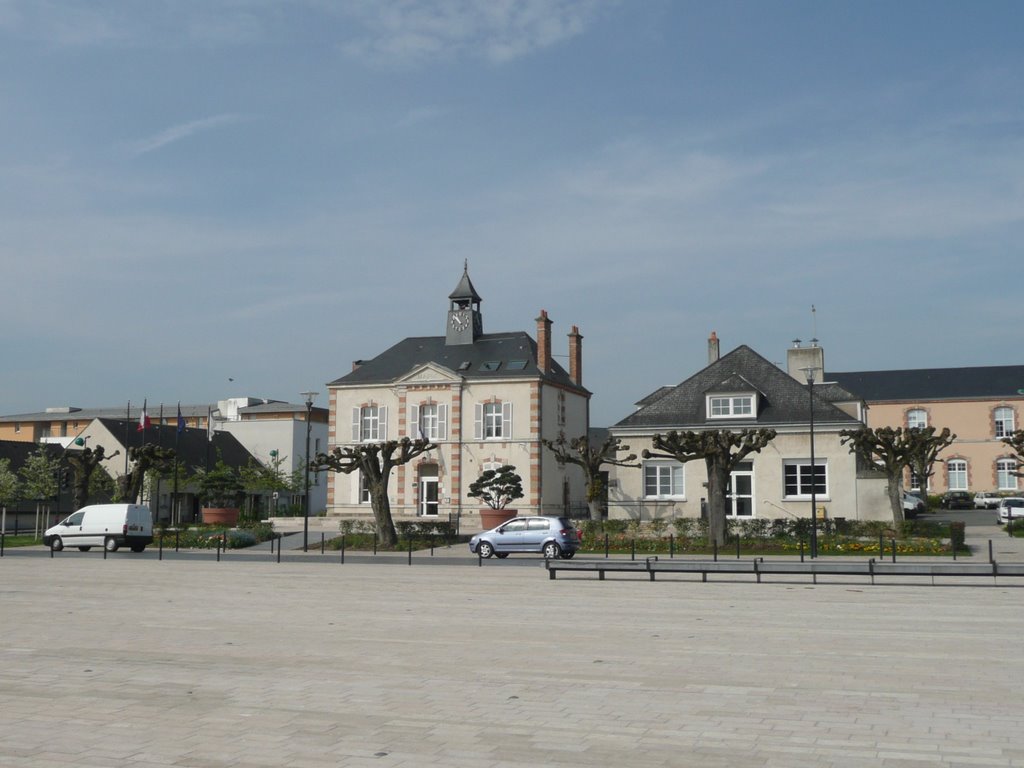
[450,311,470,331]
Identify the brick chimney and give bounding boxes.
[568,325,583,386]
[708,331,720,365]
[536,310,552,374]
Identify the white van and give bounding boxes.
[44,504,154,553]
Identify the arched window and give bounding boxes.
[994,407,1015,438]
[947,459,968,491]
[906,409,927,430]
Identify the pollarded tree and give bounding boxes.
[0,458,20,533]
[119,444,177,505]
[905,426,956,504]
[841,426,957,524]
[541,433,639,520]
[643,428,777,547]
[66,445,118,511]
[1002,430,1024,475]
[313,438,436,548]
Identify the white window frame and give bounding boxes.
[352,405,388,442]
[474,401,513,440]
[643,461,685,499]
[707,394,755,419]
[997,458,1018,491]
[410,403,448,441]
[906,409,928,430]
[947,459,968,491]
[783,459,829,499]
[358,472,371,504]
[994,407,1014,438]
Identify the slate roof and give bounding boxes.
[95,419,259,472]
[614,345,860,430]
[0,440,63,471]
[329,332,590,394]
[828,365,1024,402]
[0,404,216,423]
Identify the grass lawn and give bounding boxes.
[1,535,42,548]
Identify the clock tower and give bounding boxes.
[446,262,483,345]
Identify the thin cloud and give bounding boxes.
[128,113,245,156]
[338,0,612,66]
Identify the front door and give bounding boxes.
[727,463,755,518]
[419,478,439,516]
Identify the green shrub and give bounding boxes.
[227,530,257,548]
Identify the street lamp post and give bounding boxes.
[802,367,819,558]
[301,391,318,553]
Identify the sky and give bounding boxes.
[1,0,1023,427]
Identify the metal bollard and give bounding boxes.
[216,539,221,562]
[277,534,282,563]
[989,539,994,564]
[408,537,413,565]
[800,539,804,562]
[175,529,180,552]
[879,531,885,558]
[50,542,54,558]
[713,540,718,562]
[103,542,107,560]
[159,535,163,561]
[631,539,636,561]
[222,532,227,555]
[669,534,674,559]
[478,546,482,567]
[891,539,896,563]
[341,534,345,564]
[321,533,325,555]
[1,533,4,558]
[374,537,377,556]
[736,535,741,559]
[604,533,609,559]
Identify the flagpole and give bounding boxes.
[154,403,163,520]
[124,400,131,476]
[173,403,182,527]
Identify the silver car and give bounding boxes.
[469,516,580,559]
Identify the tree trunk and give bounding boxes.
[370,483,398,548]
[705,461,729,547]
[587,498,604,521]
[888,481,905,525]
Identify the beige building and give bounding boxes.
[829,366,1024,494]
[609,337,891,523]
[324,267,590,529]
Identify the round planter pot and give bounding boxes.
[479,508,517,530]
[201,507,240,526]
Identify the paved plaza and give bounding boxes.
[1,549,1023,768]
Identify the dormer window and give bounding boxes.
[708,394,755,419]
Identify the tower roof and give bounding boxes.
[448,262,482,303]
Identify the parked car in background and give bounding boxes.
[469,516,580,559]
[940,491,974,510]
[902,492,926,519]
[995,497,1024,525]
[974,491,1002,509]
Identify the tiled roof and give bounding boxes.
[615,345,860,430]
[94,419,258,471]
[329,332,589,394]
[828,365,1024,402]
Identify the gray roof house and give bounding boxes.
[608,337,890,523]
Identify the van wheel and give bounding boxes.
[78,546,91,552]
[104,537,120,553]
[130,545,145,553]
[50,537,64,552]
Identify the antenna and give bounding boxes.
[811,305,817,345]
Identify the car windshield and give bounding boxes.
[1005,500,1024,507]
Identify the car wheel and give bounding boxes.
[477,541,494,559]
[561,551,575,559]
[50,536,63,552]
[77,546,91,552]
[543,541,561,559]
[104,537,120,553]
[130,545,145,553]
[495,552,509,559]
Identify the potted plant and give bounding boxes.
[196,459,243,525]
[468,464,524,529]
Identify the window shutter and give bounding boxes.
[351,407,360,442]
[474,403,483,440]
[438,404,448,440]
[502,401,513,439]
[410,405,419,439]
[379,406,388,440]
